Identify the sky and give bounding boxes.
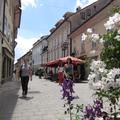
[15,0,98,62]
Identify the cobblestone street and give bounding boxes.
[0,76,93,120]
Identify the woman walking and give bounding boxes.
[64,58,74,80]
[62,58,75,101]
[19,59,32,97]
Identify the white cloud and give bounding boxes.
[85,0,98,7]
[15,35,40,61]
[75,0,98,9]
[21,0,38,9]
[76,0,83,8]
[40,3,44,7]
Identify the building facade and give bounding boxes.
[68,0,120,78]
[0,0,4,85]
[32,40,42,72]
[41,35,49,65]
[0,0,21,84]
[47,12,73,63]
[32,36,48,72]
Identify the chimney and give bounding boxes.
[76,6,81,11]
[75,0,82,12]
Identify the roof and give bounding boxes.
[17,50,32,61]
[33,35,49,47]
[69,0,113,36]
[46,12,74,40]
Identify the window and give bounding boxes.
[94,5,97,12]
[86,9,91,17]
[7,24,11,42]
[4,16,8,35]
[57,49,59,58]
[81,12,86,20]
[0,0,4,31]
[5,0,8,5]
[80,38,85,53]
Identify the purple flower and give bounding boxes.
[82,104,95,119]
[62,79,74,103]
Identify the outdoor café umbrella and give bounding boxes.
[46,56,85,67]
[59,56,84,64]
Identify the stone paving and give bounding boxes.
[0,76,94,120]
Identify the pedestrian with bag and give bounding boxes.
[19,59,32,97]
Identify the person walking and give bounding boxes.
[64,58,74,80]
[19,59,32,97]
[62,58,75,100]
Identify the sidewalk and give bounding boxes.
[0,76,93,120]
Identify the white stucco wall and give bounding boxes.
[48,22,70,62]
[32,42,42,71]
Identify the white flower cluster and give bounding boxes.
[115,29,120,42]
[107,68,120,81]
[90,60,106,72]
[104,13,120,30]
[104,12,120,42]
[103,68,120,90]
[88,60,120,90]
[88,60,107,89]
[82,28,100,43]
[115,35,120,42]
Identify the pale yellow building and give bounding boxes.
[68,0,120,78]
[1,0,21,84]
[47,12,74,63]
[0,0,5,85]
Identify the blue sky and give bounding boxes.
[15,0,97,62]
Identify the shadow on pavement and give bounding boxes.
[19,96,34,101]
[28,91,41,94]
[0,81,21,120]
[75,80,88,84]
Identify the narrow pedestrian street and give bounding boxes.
[0,76,93,120]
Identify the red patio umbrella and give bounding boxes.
[59,56,84,64]
[46,59,59,67]
[46,56,85,67]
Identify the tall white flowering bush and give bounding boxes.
[81,8,120,119]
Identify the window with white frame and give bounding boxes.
[4,16,8,36]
